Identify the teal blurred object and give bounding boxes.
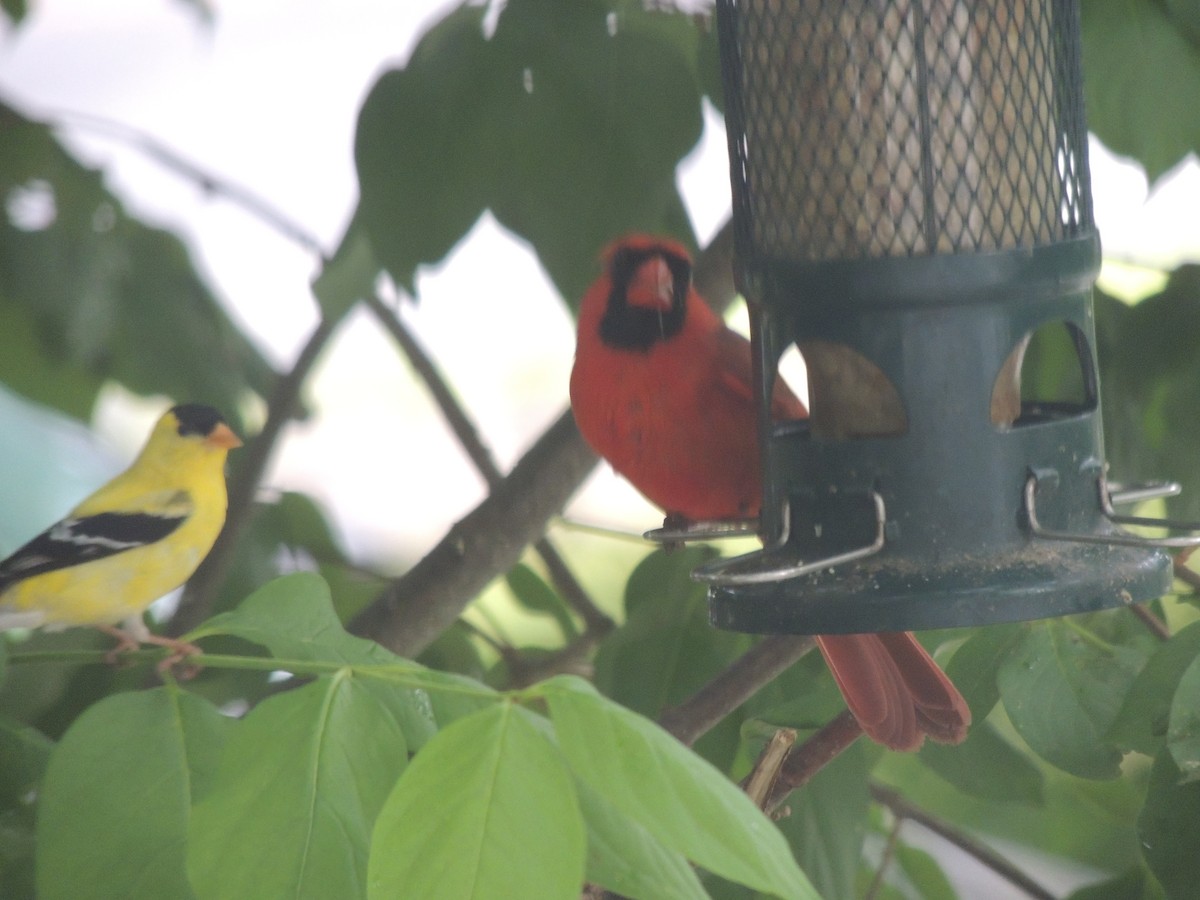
[0,387,119,555]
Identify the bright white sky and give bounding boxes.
[0,0,1197,567]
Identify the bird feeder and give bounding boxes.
[676,0,1200,634]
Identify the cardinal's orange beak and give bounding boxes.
[206,422,244,450]
[625,256,675,312]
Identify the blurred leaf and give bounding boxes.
[1138,749,1200,900]
[595,546,748,719]
[575,774,707,899]
[1067,867,1165,900]
[893,843,958,900]
[998,620,1145,779]
[367,702,584,900]
[355,0,704,303]
[1110,620,1200,756]
[779,738,870,900]
[311,213,377,322]
[1099,269,1200,522]
[0,717,51,806]
[919,721,1044,806]
[1167,652,1200,780]
[1,0,28,26]
[189,673,408,900]
[942,623,1023,719]
[0,104,274,425]
[540,675,817,899]
[37,687,230,900]
[1082,0,1200,182]
[506,562,578,640]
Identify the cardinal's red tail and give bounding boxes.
[815,632,971,752]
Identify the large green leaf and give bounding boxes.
[998,620,1145,779]
[0,104,274,424]
[779,738,870,900]
[1167,652,1200,779]
[36,687,231,900]
[594,547,747,720]
[1138,749,1200,900]
[354,0,704,303]
[188,673,408,900]
[920,721,1044,806]
[1098,272,1200,522]
[195,573,495,746]
[1109,620,1200,756]
[540,675,816,899]
[1082,0,1200,182]
[367,702,585,900]
[574,774,708,900]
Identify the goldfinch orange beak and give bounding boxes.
[206,422,243,449]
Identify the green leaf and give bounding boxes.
[1067,867,1163,900]
[997,620,1144,779]
[1082,0,1200,182]
[368,702,585,900]
[355,0,704,303]
[942,622,1023,718]
[1138,750,1200,900]
[1110,620,1200,756]
[0,716,51,806]
[779,739,870,900]
[574,775,707,900]
[919,721,1044,806]
[506,562,578,640]
[1168,652,1200,780]
[595,547,747,720]
[0,103,274,424]
[893,843,958,900]
[36,687,231,900]
[540,676,816,899]
[1098,271,1200,523]
[188,672,409,900]
[312,212,377,322]
[1,0,28,26]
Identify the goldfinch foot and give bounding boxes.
[95,625,202,677]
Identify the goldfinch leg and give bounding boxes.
[95,623,145,665]
[95,619,202,676]
[138,632,203,677]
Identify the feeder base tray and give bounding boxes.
[707,542,1171,634]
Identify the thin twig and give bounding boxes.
[868,783,1058,900]
[742,728,797,811]
[51,109,326,255]
[763,711,864,811]
[863,811,904,900]
[659,635,816,746]
[1173,558,1200,593]
[1130,602,1171,642]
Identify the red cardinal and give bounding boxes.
[570,234,970,751]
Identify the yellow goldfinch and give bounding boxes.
[0,403,242,667]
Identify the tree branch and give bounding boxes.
[348,409,599,656]
[659,635,817,746]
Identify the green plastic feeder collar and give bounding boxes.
[685,0,1200,635]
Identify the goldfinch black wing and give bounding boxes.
[0,506,189,592]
